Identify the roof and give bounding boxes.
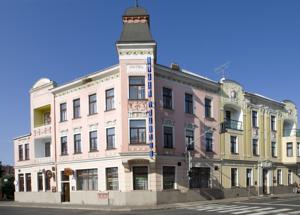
[118,23,155,43]
[124,7,148,16]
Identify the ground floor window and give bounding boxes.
[45,173,51,191]
[133,166,148,190]
[106,167,119,190]
[18,174,24,192]
[246,168,253,187]
[25,173,31,192]
[288,170,293,185]
[277,169,282,185]
[37,172,43,191]
[76,169,98,191]
[163,166,176,190]
[189,167,210,189]
[231,168,238,187]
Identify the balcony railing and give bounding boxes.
[222,119,243,131]
[283,129,300,137]
[33,124,52,138]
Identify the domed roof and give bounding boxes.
[124,7,148,16]
[32,78,52,89]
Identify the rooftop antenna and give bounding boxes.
[135,0,139,7]
[214,61,231,80]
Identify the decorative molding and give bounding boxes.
[89,123,98,131]
[185,123,197,130]
[105,120,117,127]
[128,111,147,118]
[126,64,147,74]
[128,100,147,112]
[60,129,68,137]
[118,49,153,56]
[163,119,175,126]
[73,127,82,134]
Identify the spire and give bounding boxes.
[135,0,139,8]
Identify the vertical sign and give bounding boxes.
[147,57,154,159]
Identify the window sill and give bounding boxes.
[128,99,148,101]
[72,117,81,120]
[205,117,215,121]
[231,153,239,155]
[73,152,82,155]
[130,143,147,145]
[61,154,69,156]
[163,107,174,111]
[59,120,68,123]
[105,108,116,112]
[88,113,98,117]
[89,150,99,153]
[106,148,117,151]
[252,126,259,129]
[185,112,195,116]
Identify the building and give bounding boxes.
[13,6,300,206]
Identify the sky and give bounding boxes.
[0,0,300,165]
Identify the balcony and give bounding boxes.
[283,129,300,137]
[222,119,243,131]
[33,124,52,138]
[34,157,54,164]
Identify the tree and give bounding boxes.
[1,175,15,200]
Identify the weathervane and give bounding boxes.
[214,61,231,79]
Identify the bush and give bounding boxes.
[1,175,15,200]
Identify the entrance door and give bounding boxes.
[190,167,210,188]
[263,169,269,195]
[62,182,70,202]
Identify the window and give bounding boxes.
[25,173,31,192]
[271,142,277,157]
[89,94,97,115]
[246,169,253,187]
[45,142,51,157]
[163,87,172,109]
[205,98,212,118]
[288,170,292,185]
[37,172,43,191]
[271,115,276,131]
[89,131,98,152]
[25,143,29,160]
[76,169,98,191]
[45,172,51,191]
[297,142,300,157]
[252,139,259,156]
[225,111,231,121]
[185,93,193,114]
[252,111,258,127]
[73,99,80,119]
[129,76,145,100]
[43,112,51,125]
[61,136,68,155]
[130,120,146,144]
[185,129,194,150]
[18,174,24,192]
[106,88,114,111]
[163,166,175,190]
[287,142,293,157]
[231,168,238,187]
[106,128,115,150]
[74,134,82,154]
[277,169,282,185]
[18,145,23,161]
[205,132,213,152]
[106,167,119,190]
[230,136,238,154]
[133,166,148,190]
[163,126,173,148]
[189,167,211,188]
[60,103,67,122]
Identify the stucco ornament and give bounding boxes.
[230,90,237,99]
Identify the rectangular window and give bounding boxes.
[106,167,119,190]
[163,166,175,190]
[252,139,259,156]
[45,142,51,157]
[106,128,115,150]
[89,94,97,115]
[61,136,68,155]
[230,136,238,154]
[73,99,80,119]
[45,173,51,191]
[271,142,277,157]
[297,142,300,157]
[288,170,292,185]
[205,132,213,152]
[271,115,276,131]
[25,173,31,192]
[277,169,282,185]
[76,169,98,191]
[60,103,67,122]
[163,87,172,109]
[185,93,193,114]
[205,98,212,118]
[25,143,29,160]
[18,174,24,192]
[106,88,114,111]
[185,129,194,150]
[18,145,23,161]
[74,134,82,154]
[231,168,238,187]
[133,166,148,190]
[287,142,293,157]
[163,126,173,148]
[129,76,145,100]
[130,120,146,144]
[37,172,43,191]
[246,169,253,187]
[252,111,258,127]
[189,167,211,188]
[89,131,98,152]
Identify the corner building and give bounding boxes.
[13,6,300,205]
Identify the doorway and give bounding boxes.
[262,169,269,195]
[61,182,70,202]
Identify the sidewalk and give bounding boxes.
[0,193,298,212]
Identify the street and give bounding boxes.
[0,195,300,215]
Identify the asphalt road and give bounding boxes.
[1,195,300,215]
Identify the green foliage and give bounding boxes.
[1,175,15,200]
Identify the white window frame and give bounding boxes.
[161,165,177,190]
[246,168,253,186]
[128,118,147,144]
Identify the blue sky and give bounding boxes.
[1,0,300,165]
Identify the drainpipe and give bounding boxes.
[53,94,58,195]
